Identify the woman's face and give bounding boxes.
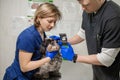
[39,17,57,32]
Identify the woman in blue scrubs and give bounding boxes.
[3,3,61,80]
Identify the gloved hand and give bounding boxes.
[46,51,58,60]
[49,35,61,41]
[60,43,75,61]
[49,35,62,46]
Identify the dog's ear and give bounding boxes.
[40,42,46,55]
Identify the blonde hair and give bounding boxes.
[34,3,61,28]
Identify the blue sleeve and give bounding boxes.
[17,32,35,53]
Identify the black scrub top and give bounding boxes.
[82,0,120,80]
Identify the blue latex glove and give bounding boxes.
[49,35,62,46]
[49,35,61,41]
[46,51,58,59]
[60,43,75,61]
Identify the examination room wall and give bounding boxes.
[0,0,120,80]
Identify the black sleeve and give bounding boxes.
[102,17,120,48]
[81,11,87,30]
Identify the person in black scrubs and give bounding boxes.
[58,0,120,80]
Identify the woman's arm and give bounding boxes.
[19,50,51,72]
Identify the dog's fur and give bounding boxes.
[33,39,62,79]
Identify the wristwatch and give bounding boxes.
[73,54,78,63]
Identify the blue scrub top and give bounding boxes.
[4,25,45,80]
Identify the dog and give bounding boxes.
[32,38,62,80]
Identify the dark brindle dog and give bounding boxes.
[32,38,62,80]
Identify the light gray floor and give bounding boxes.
[60,61,93,80]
